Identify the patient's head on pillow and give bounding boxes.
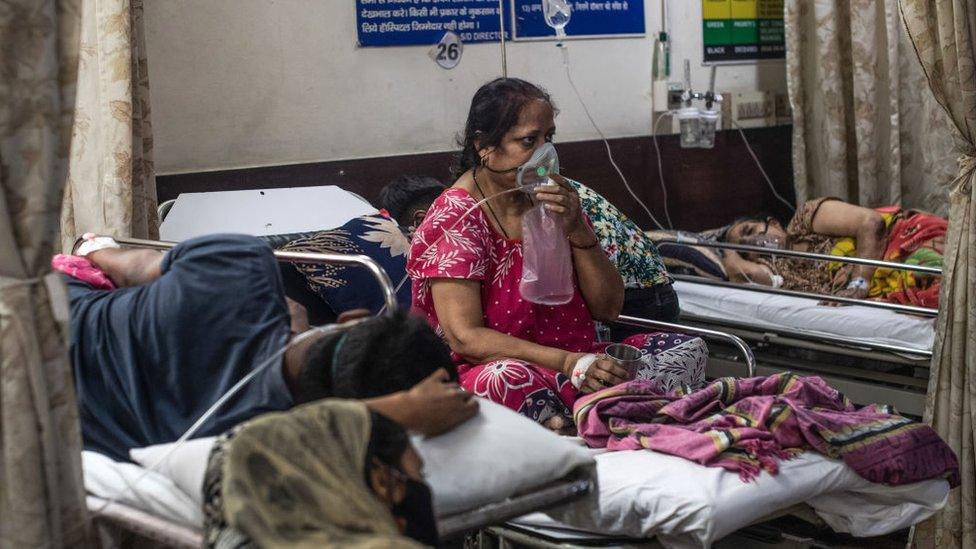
[365,411,437,544]
[295,311,456,403]
[379,175,446,229]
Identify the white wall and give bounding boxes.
[144,0,786,175]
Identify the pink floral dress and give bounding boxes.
[408,188,705,425]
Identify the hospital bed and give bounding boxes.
[84,237,596,547]
[655,237,939,417]
[81,237,947,548]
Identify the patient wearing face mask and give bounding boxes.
[203,400,437,547]
[720,197,946,307]
[407,78,708,434]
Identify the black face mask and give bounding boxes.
[391,478,439,546]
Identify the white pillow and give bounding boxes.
[129,399,596,518]
[130,437,217,508]
[414,398,595,517]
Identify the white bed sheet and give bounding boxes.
[515,449,949,549]
[673,280,936,353]
[85,446,947,548]
[82,451,202,529]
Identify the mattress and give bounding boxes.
[85,445,948,549]
[515,448,949,549]
[673,280,936,353]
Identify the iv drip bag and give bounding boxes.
[542,0,572,36]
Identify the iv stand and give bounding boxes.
[498,0,507,76]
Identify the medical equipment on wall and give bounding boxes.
[542,0,572,39]
[677,61,724,149]
[652,32,671,112]
[518,142,575,305]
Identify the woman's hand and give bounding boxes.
[820,286,868,307]
[533,174,591,243]
[562,352,631,394]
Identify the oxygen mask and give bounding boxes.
[516,142,560,192]
[741,232,784,250]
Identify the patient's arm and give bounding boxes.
[723,251,775,285]
[365,368,478,436]
[810,200,886,286]
[86,248,164,288]
[431,278,575,372]
[430,279,629,388]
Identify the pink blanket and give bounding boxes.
[574,373,959,486]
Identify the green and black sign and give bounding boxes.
[703,0,784,63]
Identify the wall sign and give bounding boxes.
[702,0,784,63]
[357,0,507,47]
[356,0,644,47]
[511,0,644,41]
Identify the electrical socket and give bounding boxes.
[730,91,775,128]
[774,93,792,125]
[667,82,684,111]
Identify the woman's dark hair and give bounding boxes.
[378,175,446,226]
[294,311,457,404]
[452,77,558,178]
[363,411,411,488]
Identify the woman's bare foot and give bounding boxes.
[543,415,577,436]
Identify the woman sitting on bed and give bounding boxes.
[407,78,707,432]
[720,197,946,307]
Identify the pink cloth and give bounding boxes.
[51,254,116,290]
[575,374,960,486]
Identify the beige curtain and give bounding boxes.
[901,2,976,547]
[0,1,93,547]
[60,0,157,251]
[786,0,959,214]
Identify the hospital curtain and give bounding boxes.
[59,0,158,252]
[0,0,93,547]
[786,0,959,214]
[901,1,976,547]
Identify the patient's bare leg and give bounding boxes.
[86,248,164,288]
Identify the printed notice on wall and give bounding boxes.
[702,0,784,63]
[357,0,507,47]
[356,0,644,47]
[512,1,644,41]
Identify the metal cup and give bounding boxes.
[604,343,646,380]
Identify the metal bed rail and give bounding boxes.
[612,315,756,377]
[679,312,933,360]
[671,274,939,317]
[114,236,399,314]
[439,478,593,540]
[655,237,943,276]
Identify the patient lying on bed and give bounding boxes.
[719,197,945,307]
[59,233,475,462]
[203,400,437,547]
